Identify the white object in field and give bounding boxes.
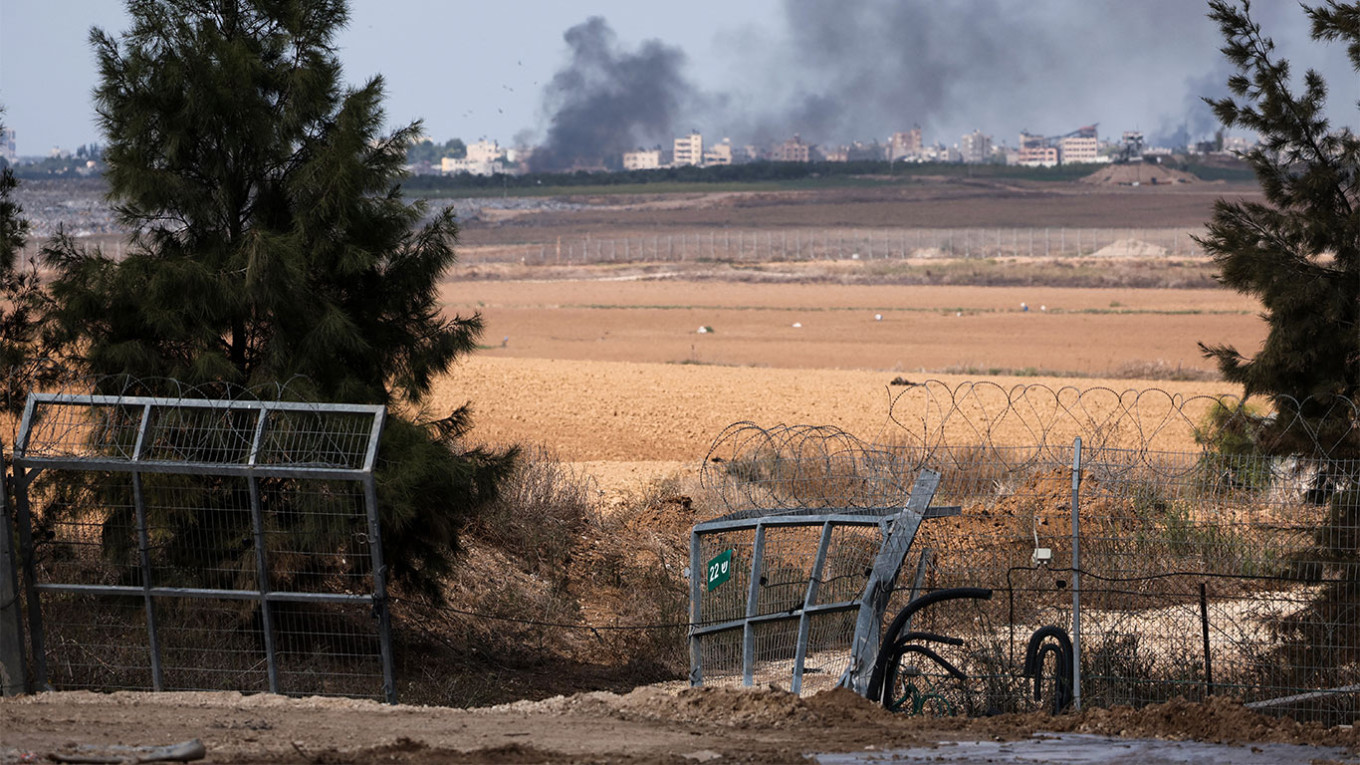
[1021,302,1028,312]
[792,322,802,328]
[1032,547,1053,565]
[874,314,883,321]
[1040,305,1047,312]
[697,326,709,334]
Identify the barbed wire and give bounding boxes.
[885,380,1359,459]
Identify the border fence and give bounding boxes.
[459,227,1207,265]
[4,392,395,702]
[693,382,1360,725]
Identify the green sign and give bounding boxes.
[706,549,733,592]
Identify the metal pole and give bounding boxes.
[791,522,834,695]
[1199,582,1213,697]
[131,403,164,691]
[1069,437,1083,711]
[0,448,29,695]
[11,466,46,690]
[688,530,703,686]
[131,470,165,691]
[363,475,397,704]
[742,524,767,686]
[248,477,279,694]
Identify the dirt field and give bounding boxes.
[457,180,1264,242]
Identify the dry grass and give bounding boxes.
[391,448,695,707]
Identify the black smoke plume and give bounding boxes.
[531,17,695,172]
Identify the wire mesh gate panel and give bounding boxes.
[690,425,959,695]
[10,394,395,702]
[881,382,1360,724]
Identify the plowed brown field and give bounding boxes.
[435,280,1261,473]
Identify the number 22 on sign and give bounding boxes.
[706,548,733,592]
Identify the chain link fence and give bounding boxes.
[459,227,1207,265]
[696,382,1359,725]
[5,390,395,701]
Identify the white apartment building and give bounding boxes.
[441,139,508,176]
[960,130,992,164]
[466,139,505,165]
[889,128,923,160]
[673,131,703,166]
[623,149,663,170]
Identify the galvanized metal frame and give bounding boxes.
[688,469,958,695]
[0,445,28,695]
[11,393,395,702]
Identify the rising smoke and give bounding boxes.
[530,17,696,172]
[530,1,1342,169]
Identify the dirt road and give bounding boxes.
[3,686,1355,764]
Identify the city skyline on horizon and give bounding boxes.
[2,1,1354,163]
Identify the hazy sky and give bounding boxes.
[1,1,1355,159]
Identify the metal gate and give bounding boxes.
[10,393,395,702]
[688,469,958,695]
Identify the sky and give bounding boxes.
[1,0,1356,162]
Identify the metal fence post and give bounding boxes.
[791,521,834,695]
[130,403,164,691]
[0,447,29,695]
[1070,436,1083,711]
[363,476,396,704]
[11,466,46,691]
[742,524,767,686]
[246,409,280,694]
[688,529,703,686]
[247,477,280,694]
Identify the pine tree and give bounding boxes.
[42,0,513,600]
[1198,1,1360,411]
[0,111,54,420]
[1200,0,1360,679]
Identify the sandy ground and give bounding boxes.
[3,686,1355,764]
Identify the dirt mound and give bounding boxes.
[946,467,1125,545]
[1092,238,1170,257]
[613,685,893,728]
[1080,164,1198,186]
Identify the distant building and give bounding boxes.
[960,130,992,164]
[673,131,703,167]
[772,134,811,163]
[703,138,734,166]
[1014,131,1060,167]
[0,128,14,163]
[889,128,923,160]
[623,149,664,170]
[1058,134,1099,164]
[442,139,508,176]
[466,139,505,165]
[1016,145,1058,167]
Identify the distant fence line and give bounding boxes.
[21,227,1211,266]
[459,227,1209,265]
